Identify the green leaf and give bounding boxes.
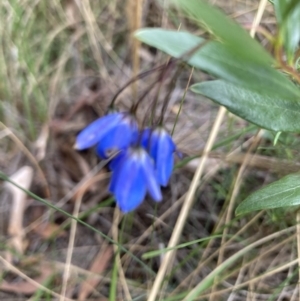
[236,173,300,215]
[172,0,272,65]
[142,235,222,259]
[191,80,300,132]
[135,29,300,100]
[283,3,300,61]
[274,0,300,61]
[274,0,289,24]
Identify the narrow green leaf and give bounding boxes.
[274,0,288,24]
[274,0,300,61]
[274,132,282,146]
[109,251,119,301]
[135,29,300,100]
[283,2,300,61]
[172,0,272,64]
[180,227,295,300]
[142,235,222,259]
[0,171,156,276]
[236,173,300,215]
[191,80,300,132]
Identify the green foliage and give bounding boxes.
[172,0,273,64]
[191,80,300,132]
[0,1,60,137]
[274,0,300,63]
[1,0,299,298]
[135,29,300,99]
[136,0,300,216]
[236,173,300,215]
[142,235,222,259]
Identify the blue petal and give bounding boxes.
[140,150,162,202]
[109,151,129,192]
[149,131,160,159]
[111,152,147,212]
[139,128,176,186]
[108,150,126,171]
[95,124,130,158]
[156,132,175,186]
[95,136,109,158]
[96,116,138,159]
[140,128,160,163]
[75,113,122,150]
[109,170,119,194]
[140,128,152,149]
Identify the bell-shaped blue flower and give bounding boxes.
[96,122,138,159]
[109,147,162,213]
[75,112,138,158]
[141,127,176,187]
[108,150,126,171]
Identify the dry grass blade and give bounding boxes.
[59,171,110,301]
[23,164,109,237]
[212,131,262,294]
[1,0,295,299]
[198,258,298,299]
[210,1,268,298]
[0,262,53,295]
[0,122,50,197]
[182,226,296,300]
[171,211,264,295]
[112,209,132,301]
[33,222,67,240]
[78,245,113,300]
[0,255,75,301]
[60,193,84,301]
[6,166,33,256]
[34,123,49,162]
[127,0,143,99]
[147,106,227,301]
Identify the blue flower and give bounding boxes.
[75,112,138,157]
[108,150,126,171]
[95,121,138,159]
[109,147,162,212]
[141,127,176,187]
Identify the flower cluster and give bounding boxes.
[75,112,176,212]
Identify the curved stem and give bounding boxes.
[109,61,174,108]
